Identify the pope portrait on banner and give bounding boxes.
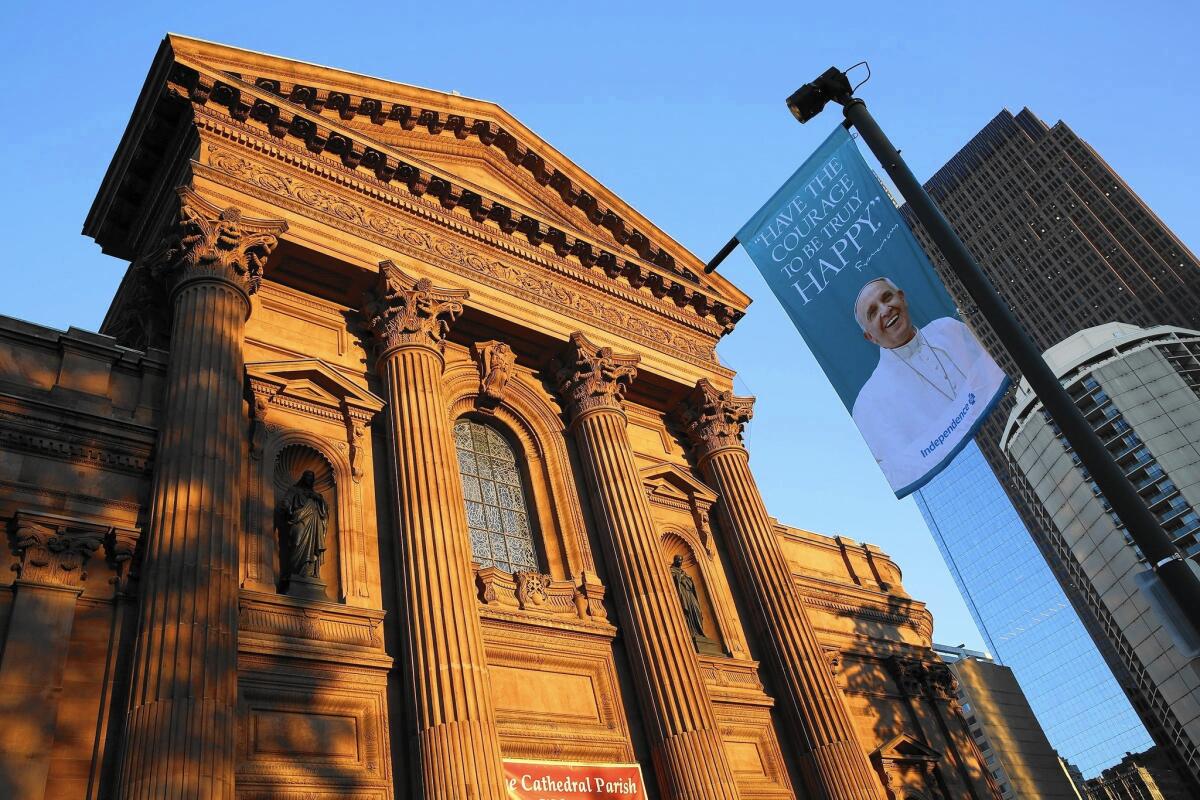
[850,277,1006,491]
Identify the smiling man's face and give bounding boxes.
[857,281,915,349]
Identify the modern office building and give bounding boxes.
[903,107,1200,784]
[1003,322,1200,787]
[916,445,1154,775]
[936,643,1081,799]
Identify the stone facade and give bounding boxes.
[0,35,999,800]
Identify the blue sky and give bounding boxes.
[3,1,1198,651]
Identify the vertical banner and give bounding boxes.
[737,125,1008,497]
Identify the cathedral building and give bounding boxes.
[0,36,998,800]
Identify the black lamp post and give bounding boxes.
[786,66,1200,636]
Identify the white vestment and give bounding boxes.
[851,317,1005,493]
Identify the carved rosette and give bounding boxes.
[148,187,287,299]
[8,514,105,589]
[360,260,468,356]
[552,332,639,422]
[678,378,754,463]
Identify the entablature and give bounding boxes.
[85,38,750,371]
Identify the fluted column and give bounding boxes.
[554,333,740,800]
[117,189,286,800]
[362,261,508,800]
[679,379,885,800]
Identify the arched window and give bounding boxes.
[454,418,538,572]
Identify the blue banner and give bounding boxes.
[737,125,1008,497]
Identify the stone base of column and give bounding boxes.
[121,698,234,800]
[417,719,507,800]
[656,729,741,800]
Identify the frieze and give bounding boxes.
[239,592,386,654]
[800,593,931,637]
[213,69,696,279]
[172,69,739,325]
[0,408,153,475]
[200,141,725,369]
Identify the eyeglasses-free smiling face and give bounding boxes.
[856,280,915,350]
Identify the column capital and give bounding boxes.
[361,260,468,356]
[149,187,287,299]
[552,332,639,422]
[8,512,105,590]
[678,378,755,462]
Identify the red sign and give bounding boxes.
[503,758,647,800]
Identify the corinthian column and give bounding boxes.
[554,333,740,800]
[679,379,885,800]
[362,261,508,800]
[117,189,286,800]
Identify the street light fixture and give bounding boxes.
[784,66,852,123]
[785,65,1200,641]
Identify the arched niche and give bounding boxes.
[253,430,360,604]
[660,531,726,655]
[273,443,340,601]
[243,359,383,609]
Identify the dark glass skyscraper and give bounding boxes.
[902,108,1200,780]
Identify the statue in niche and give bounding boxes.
[473,340,515,413]
[671,554,705,639]
[280,470,328,583]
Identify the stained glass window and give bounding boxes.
[454,418,538,573]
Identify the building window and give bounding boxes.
[454,418,538,573]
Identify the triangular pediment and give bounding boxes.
[872,734,941,763]
[150,35,747,308]
[246,359,384,414]
[640,461,717,506]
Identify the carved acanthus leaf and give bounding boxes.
[678,378,754,461]
[148,187,287,295]
[552,332,639,420]
[8,513,105,589]
[360,260,468,352]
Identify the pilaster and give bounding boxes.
[362,261,508,800]
[679,379,886,800]
[0,513,105,800]
[554,333,740,800]
[117,188,286,800]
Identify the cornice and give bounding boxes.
[0,395,156,476]
[161,58,745,327]
[799,592,933,639]
[158,37,743,296]
[196,114,730,340]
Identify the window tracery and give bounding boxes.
[454,418,538,573]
